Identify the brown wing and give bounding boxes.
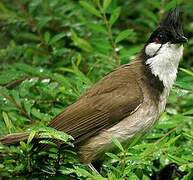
[49,62,143,144]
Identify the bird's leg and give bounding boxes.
[87,163,100,175]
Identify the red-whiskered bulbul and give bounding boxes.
[0,8,187,167]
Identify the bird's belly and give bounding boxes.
[79,96,167,164]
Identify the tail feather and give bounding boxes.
[0,132,30,145]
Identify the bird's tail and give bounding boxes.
[0,132,30,145]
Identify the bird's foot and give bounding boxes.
[87,163,100,175]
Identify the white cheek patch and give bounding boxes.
[145,43,162,57]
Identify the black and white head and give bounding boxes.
[144,8,187,91]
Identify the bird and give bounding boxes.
[0,8,187,169]
[150,163,184,180]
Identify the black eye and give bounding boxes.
[148,29,168,44]
[154,32,167,43]
[158,33,163,38]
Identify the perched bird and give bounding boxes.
[0,8,187,168]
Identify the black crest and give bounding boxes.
[148,8,187,44]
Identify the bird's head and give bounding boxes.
[144,8,187,57]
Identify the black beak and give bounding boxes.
[172,35,188,43]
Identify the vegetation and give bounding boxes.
[0,0,192,179]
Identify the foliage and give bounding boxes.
[0,0,193,179]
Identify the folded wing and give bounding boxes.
[49,63,143,144]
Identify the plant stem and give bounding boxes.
[120,150,127,178]
[97,3,120,66]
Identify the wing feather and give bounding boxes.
[49,62,143,144]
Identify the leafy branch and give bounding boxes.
[96,1,120,66]
[80,0,136,66]
[80,0,121,66]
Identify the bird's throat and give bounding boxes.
[145,43,183,94]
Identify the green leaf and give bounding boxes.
[175,81,193,90]
[39,140,57,146]
[168,154,188,164]
[34,126,74,145]
[44,31,50,44]
[105,152,120,161]
[109,7,121,26]
[164,0,183,11]
[11,90,21,107]
[72,63,92,86]
[74,167,94,177]
[20,141,28,150]
[180,68,193,77]
[71,29,92,52]
[183,109,193,115]
[0,69,25,85]
[2,111,13,133]
[79,1,101,18]
[23,100,34,116]
[31,108,51,121]
[182,133,193,140]
[51,73,71,87]
[14,63,44,76]
[115,29,134,43]
[27,130,36,144]
[87,23,106,33]
[112,136,124,152]
[103,0,111,11]
[49,32,66,45]
[17,32,40,42]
